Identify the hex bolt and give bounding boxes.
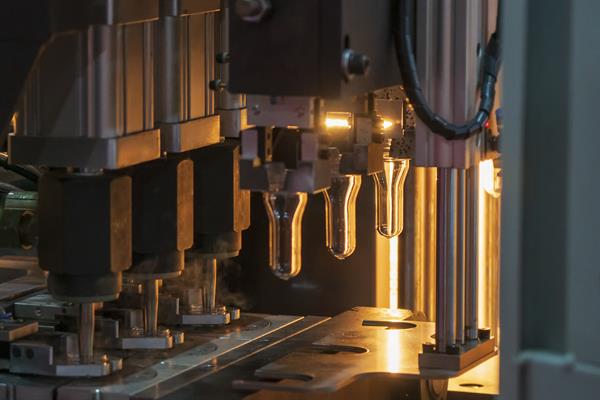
[342,49,371,79]
[235,0,271,23]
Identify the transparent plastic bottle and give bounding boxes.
[324,174,362,259]
[263,191,308,280]
[373,156,410,238]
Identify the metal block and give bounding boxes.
[13,294,78,321]
[156,10,217,128]
[419,338,497,371]
[285,160,331,194]
[38,172,132,301]
[38,172,132,276]
[9,130,161,170]
[219,108,250,138]
[130,156,194,255]
[9,341,122,377]
[229,0,401,98]
[119,331,182,350]
[0,321,38,342]
[190,142,251,235]
[247,96,316,129]
[160,115,220,153]
[12,21,159,169]
[178,312,231,326]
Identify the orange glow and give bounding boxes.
[480,159,501,197]
[478,163,487,327]
[325,112,352,129]
[382,119,394,130]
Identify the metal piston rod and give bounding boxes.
[436,168,458,352]
[78,303,95,364]
[466,165,479,340]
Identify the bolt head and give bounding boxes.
[342,49,371,80]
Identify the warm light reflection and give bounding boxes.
[480,159,500,197]
[389,236,399,309]
[478,160,502,337]
[386,329,402,373]
[382,119,394,130]
[478,164,487,329]
[325,112,352,129]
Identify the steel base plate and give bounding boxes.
[233,307,494,394]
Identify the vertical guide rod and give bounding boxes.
[200,257,217,313]
[456,169,467,345]
[436,168,458,352]
[78,303,95,363]
[466,166,479,340]
[144,279,159,336]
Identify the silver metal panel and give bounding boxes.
[16,24,155,140]
[57,314,304,400]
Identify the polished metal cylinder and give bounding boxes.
[456,169,467,345]
[78,303,95,363]
[466,166,480,340]
[143,279,159,336]
[200,257,217,313]
[436,168,458,352]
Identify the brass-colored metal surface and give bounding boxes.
[399,167,437,319]
[479,190,501,342]
[8,129,161,169]
[448,355,499,397]
[234,307,493,394]
[160,115,221,153]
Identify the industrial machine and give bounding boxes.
[0,0,547,398]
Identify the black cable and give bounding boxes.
[0,153,39,183]
[394,0,502,140]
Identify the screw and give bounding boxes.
[209,79,227,92]
[342,49,370,79]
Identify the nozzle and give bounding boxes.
[373,158,410,238]
[324,175,362,259]
[263,191,308,280]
